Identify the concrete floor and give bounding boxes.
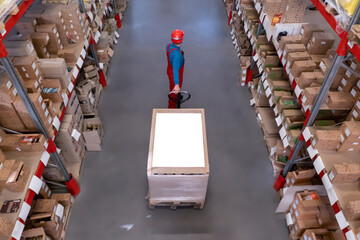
[66,0,289,239]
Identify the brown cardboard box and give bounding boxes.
[279,35,302,50]
[0,134,46,152]
[23,80,41,93]
[286,52,310,69]
[301,229,334,240]
[292,218,320,238]
[329,162,360,183]
[38,58,70,89]
[12,56,44,81]
[96,47,114,63]
[22,227,49,240]
[51,193,73,207]
[57,47,78,64]
[0,217,13,239]
[310,32,335,50]
[3,40,36,57]
[78,92,96,114]
[295,191,324,208]
[315,205,339,230]
[55,121,85,163]
[65,92,83,128]
[282,109,304,122]
[307,40,330,55]
[36,24,63,54]
[300,24,324,38]
[31,199,65,240]
[5,164,31,193]
[31,32,50,58]
[269,80,291,92]
[302,87,321,106]
[340,121,360,140]
[15,17,37,34]
[39,178,52,199]
[291,204,319,220]
[344,201,360,221]
[283,44,306,59]
[82,117,103,151]
[325,92,354,109]
[0,104,28,132]
[96,31,109,49]
[278,96,300,111]
[41,79,63,102]
[339,71,360,92]
[284,117,304,131]
[319,58,332,75]
[297,72,324,89]
[313,129,341,150]
[290,60,316,78]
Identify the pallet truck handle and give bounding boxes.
[168,91,191,105]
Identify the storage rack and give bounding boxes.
[229,0,360,239]
[0,0,122,238]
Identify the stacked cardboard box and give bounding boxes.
[288,191,338,239]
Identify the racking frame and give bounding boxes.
[230,0,360,238]
[0,0,122,238]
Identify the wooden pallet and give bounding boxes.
[148,200,204,210]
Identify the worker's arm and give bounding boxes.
[171,51,182,86]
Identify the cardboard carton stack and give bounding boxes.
[27,193,73,240]
[287,191,339,240]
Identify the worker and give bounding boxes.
[166,29,185,108]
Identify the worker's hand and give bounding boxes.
[173,85,180,94]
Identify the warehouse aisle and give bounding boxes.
[67,0,289,239]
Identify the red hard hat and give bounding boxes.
[171,29,184,44]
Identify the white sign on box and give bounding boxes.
[52,117,61,131]
[55,204,64,219]
[71,129,81,142]
[115,31,120,38]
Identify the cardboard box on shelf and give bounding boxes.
[38,58,70,89]
[295,191,324,208]
[0,217,13,239]
[329,162,360,184]
[269,80,292,92]
[22,227,49,240]
[307,40,330,55]
[36,24,63,54]
[290,204,319,220]
[77,92,96,114]
[310,32,335,50]
[310,54,325,68]
[31,199,65,240]
[319,58,332,75]
[325,92,354,109]
[339,72,360,93]
[291,218,320,238]
[3,40,37,57]
[317,205,339,230]
[290,60,316,78]
[279,35,302,50]
[51,193,73,207]
[39,179,52,199]
[286,52,310,69]
[15,17,38,34]
[302,87,321,106]
[31,32,50,58]
[301,229,334,240]
[41,79,63,103]
[65,92,83,128]
[313,129,341,150]
[96,47,114,63]
[82,116,103,151]
[5,164,31,193]
[55,121,85,163]
[283,44,306,60]
[297,72,324,89]
[0,134,46,152]
[23,80,41,94]
[12,56,44,81]
[284,117,304,131]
